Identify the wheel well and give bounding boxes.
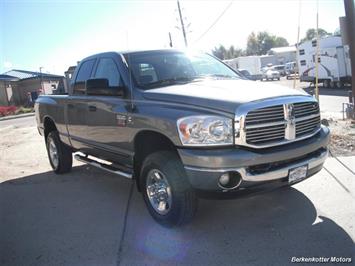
[44,117,57,141]
[134,131,177,191]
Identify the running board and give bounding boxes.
[74,154,133,179]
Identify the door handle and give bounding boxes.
[88,105,97,112]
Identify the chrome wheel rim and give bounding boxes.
[48,138,59,168]
[146,169,172,215]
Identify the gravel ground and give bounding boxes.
[325,119,355,157]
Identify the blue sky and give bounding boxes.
[0,0,345,75]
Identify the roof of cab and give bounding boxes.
[79,49,186,62]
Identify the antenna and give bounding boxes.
[169,32,173,47]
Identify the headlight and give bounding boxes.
[177,116,233,146]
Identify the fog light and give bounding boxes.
[218,171,242,190]
[219,173,230,186]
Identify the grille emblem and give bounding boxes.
[285,104,296,140]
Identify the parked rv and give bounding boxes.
[298,36,352,88]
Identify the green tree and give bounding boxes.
[301,28,330,43]
[212,44,227,60]
[246,31,289,55]
[274,36,289,47]
[333,27,341,36]
[212,45,244,60]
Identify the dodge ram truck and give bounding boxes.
[35,49,330,227]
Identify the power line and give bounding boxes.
[194,1,233,44]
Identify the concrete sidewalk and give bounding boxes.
[0,112,35,121]
[1,155,353,266]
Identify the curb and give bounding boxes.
[0,112,35,121]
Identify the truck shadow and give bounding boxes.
[124,184,354,265]
[0,166,132,266]
[1,167,353,266]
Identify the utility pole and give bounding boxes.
[343,0,355,107]
[314,0,320,101]
[177,0,188,47]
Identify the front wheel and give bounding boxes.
[46,131,72,174]
[140,151,198,227]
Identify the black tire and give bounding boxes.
[140,151,198,227]
[323,80,330,88]
[46,131,72,174]
[277,77,280,81]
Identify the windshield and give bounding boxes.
[124,51,241,89]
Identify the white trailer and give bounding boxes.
[224,56,265,80]
[298,36,352,88]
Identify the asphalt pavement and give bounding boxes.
[0,79,354,265]
[1,156,354,265]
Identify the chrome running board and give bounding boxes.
[74,154,133,179]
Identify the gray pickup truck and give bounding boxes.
[35,49,330,227]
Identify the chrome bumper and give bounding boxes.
[240,149,328,182]
[185,149,328,183]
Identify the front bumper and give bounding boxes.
[178,126,330,194]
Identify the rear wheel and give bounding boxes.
[46,131,72,174]
[140,151,198,227]
[323,80,330,88]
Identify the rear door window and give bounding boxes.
[73,59,95,94]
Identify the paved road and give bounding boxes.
[0,119,354,265]
[0,81,353,265]
[1,156,354,266]
[263,78,350,118]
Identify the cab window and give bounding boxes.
[73,59,95,94]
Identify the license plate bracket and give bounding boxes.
[288,165,308,184]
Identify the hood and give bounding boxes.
[143,79,309,113]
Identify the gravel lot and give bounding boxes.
[0,80,354,265]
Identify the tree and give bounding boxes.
[333,27,341,36]
[274,37,289,47]
[212,45,244,60]
[246,31,289,55]
[212,45,227,60]
[301,28,330,43]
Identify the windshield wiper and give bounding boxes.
[197,74,239,80]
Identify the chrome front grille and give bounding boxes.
[245,105,285,144]
[245,105,284,126]
[236,98,321,148]
[294,102,319,118]
[294,102,320,137]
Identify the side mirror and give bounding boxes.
[86,78,124,96]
